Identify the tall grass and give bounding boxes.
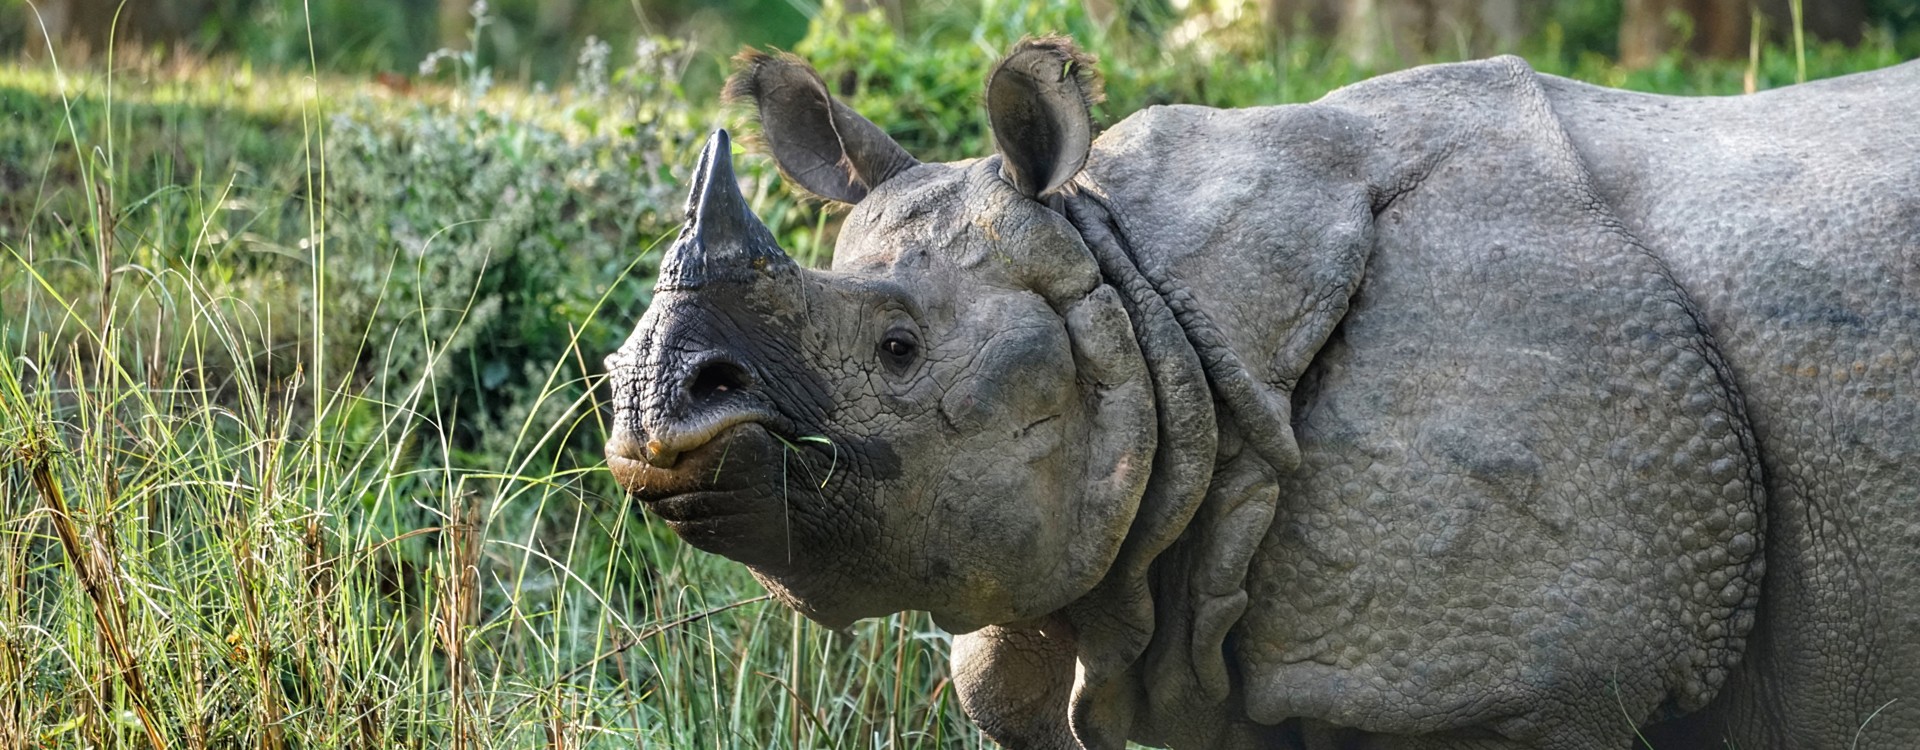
[0,42,981,750]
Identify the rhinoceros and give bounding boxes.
[603,37,1920,749]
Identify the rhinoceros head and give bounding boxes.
[605,40,1157,632]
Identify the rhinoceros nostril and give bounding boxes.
[688,360,751,402]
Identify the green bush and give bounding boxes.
[2,40,737,465]
[320,86,680,461]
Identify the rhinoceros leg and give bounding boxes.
[952,617,1080,750]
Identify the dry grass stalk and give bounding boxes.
[0,527,32,750]
[354,697,383,750]
[543,693,575,750]
[229,480,286,750]
[302,515,343,743]
[92,180,115,392]
[0,648,22,750]
[24,436,171,750]
[437,492,482,750]
[184,639,210,750]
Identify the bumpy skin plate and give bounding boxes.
[1544,63,1920,749]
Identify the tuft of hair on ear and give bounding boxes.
[722,47,819,124]
[721,49,810,160]
[719,48,828,204]
[986,35,1106,198]
[721,46,919,206]
[995,34,1106,113]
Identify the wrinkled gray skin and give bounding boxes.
[604,38,1920,749]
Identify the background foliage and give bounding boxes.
[1,1,1914,747]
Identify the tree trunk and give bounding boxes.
[1327,0,1533,67]
[1264,0,1342,37]
[1622,0,1680,68]
[25,0,214,59]
[1620,0,1864,68]
[1692,0,1752,58]
[1759,0,1867,44]
[1622,0,1751,67]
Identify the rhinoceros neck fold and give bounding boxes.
[1072,102,1386,478]
[1064,190,1302,473]
[1030,192,1217,743]
[1060,192,1218,601]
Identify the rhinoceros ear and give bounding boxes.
[986,36,1102,199]
[725,48,919,204]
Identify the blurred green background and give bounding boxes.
[8,0,1920,89]
[1,2,1915,749]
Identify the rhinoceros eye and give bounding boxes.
[878,332,918,371]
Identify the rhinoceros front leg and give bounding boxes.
[955,613,1282,750]
[952,617,1081,750]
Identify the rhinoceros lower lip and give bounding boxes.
[645,490,773,526]
[635,486,805,569]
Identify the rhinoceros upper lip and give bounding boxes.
[659,409,765,467]
[606,419,773,500]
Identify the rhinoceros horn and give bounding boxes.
[657,129,794,291]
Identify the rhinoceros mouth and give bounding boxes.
[608,421,772,497]
[608,421,821,559]
[646,488,799,562]
[645,490,765,524]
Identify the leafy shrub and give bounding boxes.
[320,83,681,460]
[2,40,755,466]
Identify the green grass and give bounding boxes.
[1,2,1914,748]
